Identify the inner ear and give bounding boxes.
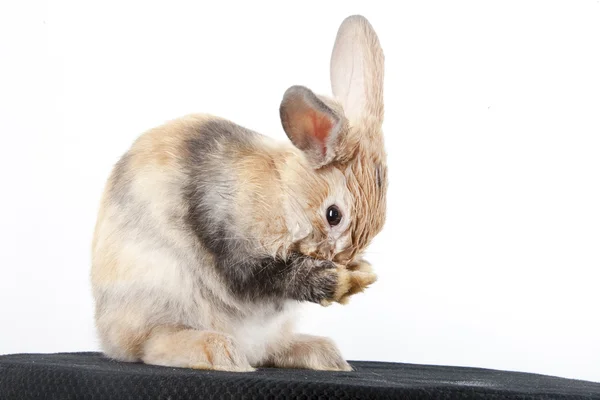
[280,85,343,168]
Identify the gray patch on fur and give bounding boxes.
[183,119,254,259]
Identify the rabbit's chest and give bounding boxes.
[229,302,300,364]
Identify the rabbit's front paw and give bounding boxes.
[319,260,377,306]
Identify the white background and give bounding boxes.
[1,0,599,383]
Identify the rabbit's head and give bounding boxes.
[280,15,387,264]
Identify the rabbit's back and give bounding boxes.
[90,114,293,362]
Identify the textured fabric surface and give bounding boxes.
[0,352,599,399]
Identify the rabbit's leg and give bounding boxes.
[141,326,254,372]
[265,333,352,371]
[215,253,376,306]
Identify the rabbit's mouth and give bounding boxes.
[302,243,354,265]
[296,245,333,263]
[291,229,358,264]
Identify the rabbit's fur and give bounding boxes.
[91,15,387,372]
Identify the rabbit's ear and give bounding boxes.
[280,85,345,168]
[330,15,384,127]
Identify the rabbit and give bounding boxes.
[91,14,387,372]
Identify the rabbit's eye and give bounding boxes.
[326,205,342,226]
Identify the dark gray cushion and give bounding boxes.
[0,352,598,399]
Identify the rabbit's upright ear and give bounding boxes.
[330,15,384,128]
[280,85,346,168]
